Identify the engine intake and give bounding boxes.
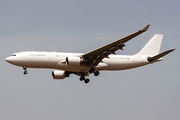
[66,57,84,66]
[52,70,69,79]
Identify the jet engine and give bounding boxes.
[66,57,84,66]
[52,70,69,79]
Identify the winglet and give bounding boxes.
[142,24,150,31]
[148,49,175,62]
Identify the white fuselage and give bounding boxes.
[6,51,151,72]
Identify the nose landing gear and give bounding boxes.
[24,71,28,75]
[23,66,28,75]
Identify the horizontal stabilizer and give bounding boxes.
[148,49,175,62]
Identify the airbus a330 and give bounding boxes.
[6,25,175,83]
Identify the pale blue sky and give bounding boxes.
[0,0,179,120]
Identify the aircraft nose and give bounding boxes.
[5,57,13,63]
[6,57,10,62]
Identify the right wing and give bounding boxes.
[82,24,150,66]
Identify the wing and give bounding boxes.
[82,24,150,66]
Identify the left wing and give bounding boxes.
[82,24,150,66]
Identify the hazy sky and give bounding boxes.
[0,0,179,120]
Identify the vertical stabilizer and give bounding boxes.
[136,34,163,56]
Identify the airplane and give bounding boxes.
[5,24,175,83]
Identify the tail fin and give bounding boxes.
[136,34,163,56]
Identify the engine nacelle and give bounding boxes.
[66,57,84,66]
[52,70,69,79]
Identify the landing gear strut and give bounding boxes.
[23,66,28,75]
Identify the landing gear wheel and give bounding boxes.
[24,70,28,75]
[94,71,100,76]
[80,76,85,81]
[84,79,90,84]
[89,67,95,73]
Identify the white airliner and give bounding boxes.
[6,25,175,83]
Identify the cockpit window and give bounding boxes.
[11,54,16,56]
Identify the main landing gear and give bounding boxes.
[89,67,100,76]
[23,66,28,75]
[80,75,90,84]
[79,68,100,84]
